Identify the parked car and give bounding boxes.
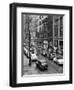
[48,53,56,60]
[30,51,38,62]
[47,46,54,60]
[42,49,47,57]
[53,54,63,66]
[36,59,48,71]
[23,45,30,58]
[56,49,63,56]
[56,55,63,66]
[57,59,63,66]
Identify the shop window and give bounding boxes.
[59,41,63,49]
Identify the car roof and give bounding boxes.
[38,58,46,63]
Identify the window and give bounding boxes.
[39,21,41,25]
[60,16,63,37]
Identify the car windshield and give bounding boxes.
[39,59,46,63]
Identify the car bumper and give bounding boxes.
[37,64,48,71]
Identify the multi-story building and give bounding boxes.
[53,16,63,50]
[35,15,53,55]
[35,15,63,55]
[22,14,31,47]
[22,14,38,48]
[22,14,63,55]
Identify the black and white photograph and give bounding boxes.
[22,14,63,76]
[10,3,72,87]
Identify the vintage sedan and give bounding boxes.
[57,59,63,66]
[23,45,31,58]
[30,52,38,62]
[53,54,63,66]
[57,55,63,66]
[36,59,48,71]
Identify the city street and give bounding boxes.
[22,14,63,76]
[22,55,63,76]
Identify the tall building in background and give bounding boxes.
[22,14,63,55]
[35,15,63,55]
[36,15,53,55]
[53,16,63,50]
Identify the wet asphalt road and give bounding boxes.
[22,55,63,75]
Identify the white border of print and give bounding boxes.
[17,7,69,83]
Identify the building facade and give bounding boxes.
[22,14,63,56]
